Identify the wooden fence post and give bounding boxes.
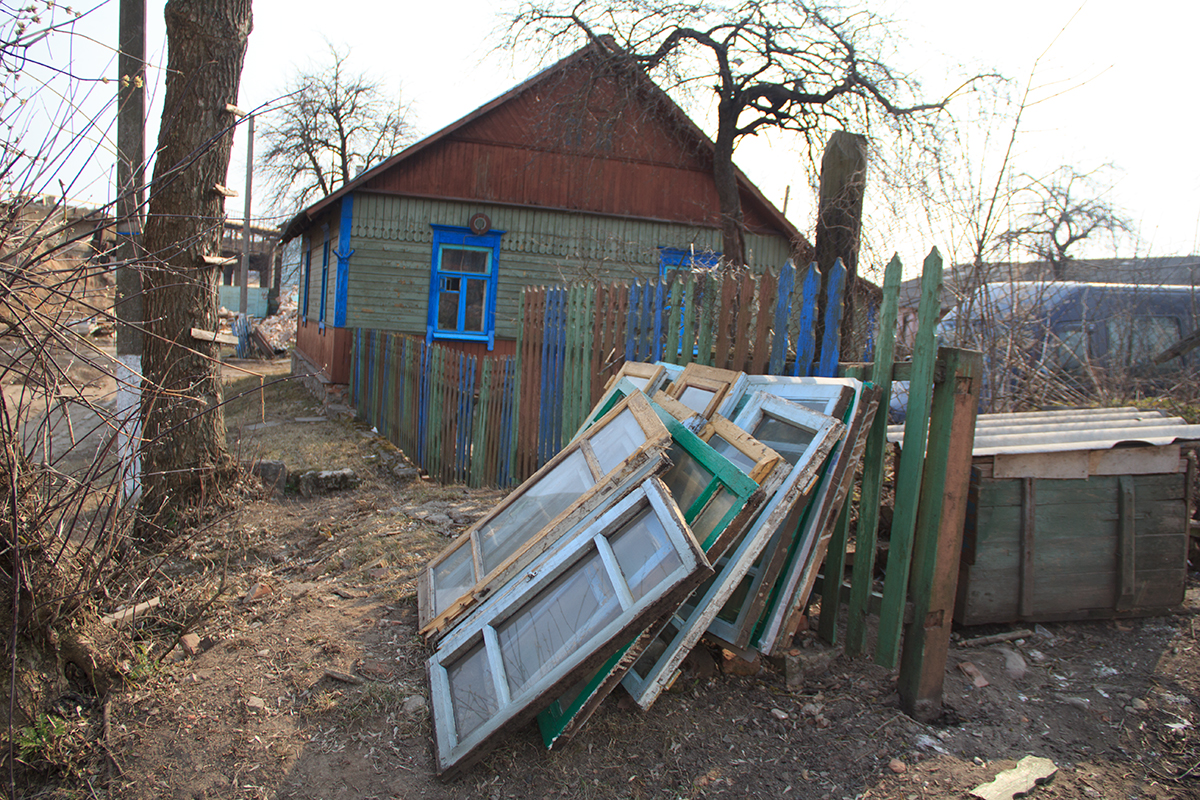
[898,347,982,720]
[793,263,820,376]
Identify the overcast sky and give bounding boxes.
[46,0,1200,274]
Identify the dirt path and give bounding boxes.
[95,369,1200,800]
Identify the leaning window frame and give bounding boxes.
[428,478,711,776]
[536,400,771,747]
[703,389,854,651]
[664,363,747,419]
[754,381,882,657]
[418,392,671,640]
[602,361,668,396]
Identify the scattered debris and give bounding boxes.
[243,583,273,603]
[179,633,202,656]
[958,661,990,688]
[324,669,362,685]
[959,629,1034,648]
[249,459,287,496]
[888,758,907,774]
[297,467,360,497]
[970,755,1057,800]
[100,597,161,627]
[995,645,1028,680]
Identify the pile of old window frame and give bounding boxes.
[420,361,880,775]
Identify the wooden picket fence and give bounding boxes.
[516,259,850,480]
[351,330,518,488]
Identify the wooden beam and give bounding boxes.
[1152,325,1200,364]
[897,347,983,721]
[1019,478,1037,618]
[191,327,239,346]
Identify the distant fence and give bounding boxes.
[352,259,855,487]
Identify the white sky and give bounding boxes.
[38,0,1200,275]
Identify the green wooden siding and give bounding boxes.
[342,194,795,337]
[301,219,340,324]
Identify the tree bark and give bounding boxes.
[712,110,747,267]
[140,0,252,522]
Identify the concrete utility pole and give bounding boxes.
[813,130,868,358]
[239,113,253,316]
[116,0,146,497]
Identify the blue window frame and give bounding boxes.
[318,235,331,326]
[658,246,720,280]
[427,224,504,349]
[302,244,312,319]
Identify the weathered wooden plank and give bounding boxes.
[898,347,983,720]
[750,270,776,375]
[714,273,736,369]
[793,262,820,376]
[665,277,684,363]
[694,272,714,367]
[769,261,794,375]
[817,501,852,644]
[816,258,845,377]
[875,248,943,669]
[846,254,902,657]
[731,271,755,372]
[1019,477,1036,618]
[679,272,697,367]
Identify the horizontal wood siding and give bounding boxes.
[344,195,793,338]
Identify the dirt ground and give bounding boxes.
[27,359,1200,800]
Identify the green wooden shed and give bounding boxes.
[942,408,1199,625]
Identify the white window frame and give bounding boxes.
[419,392,671,640]
[664,363,747,419]
[428,478,710,776]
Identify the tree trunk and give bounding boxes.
[139,0,252,522]
[712,112,747,267]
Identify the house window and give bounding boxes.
[428,224,504,348]
[658,246,720,280]
[318,237,330,325]
[302,247,312,319]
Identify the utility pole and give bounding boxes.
[116,0,146,497]
[239,112,253,317]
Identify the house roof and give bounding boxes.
[280,40,801,246]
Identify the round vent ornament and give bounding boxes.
[468,213,491,235]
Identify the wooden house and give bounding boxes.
[280,41,804,384]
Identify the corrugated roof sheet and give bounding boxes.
[888,407,1200,456]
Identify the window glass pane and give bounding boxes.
[625,376,651,391]
[447,641,497,739]
[660,445,712,514]
[496,555,620,696]
[1128,317,1180,368]
[1051,325,1087,370]
[707,434,757,475]
[609,508,681,602]
[589,408,646,474]
[751,414,815,467]
[717,573,754,623]
[431,543,476,615]
[438,283,460,330]
[687,486,736,547]
[442,247,489,273]
[476,450,595,574]
[678,385,716,414]
[462,278,486,332]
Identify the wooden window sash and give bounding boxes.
[429,478,710,776]
[418,392,670,640]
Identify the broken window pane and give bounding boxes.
[476,450,594,574]
[496,556,620,696]
[446,641,497,740]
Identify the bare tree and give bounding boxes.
[139,0,252,522]
[504,0,988,267]
[258,44,416,214]
[999,165,1133,279]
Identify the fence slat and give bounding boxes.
[876,249,944,669]
[731,271,755,372]
[793,263,820,376]
[750,270,776,375]
[817,258,846,378]
[769,262,794,375]
[846,254,903,656]
[714,274,736,369]
[679,272,697,367]
[695,273,714,367]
